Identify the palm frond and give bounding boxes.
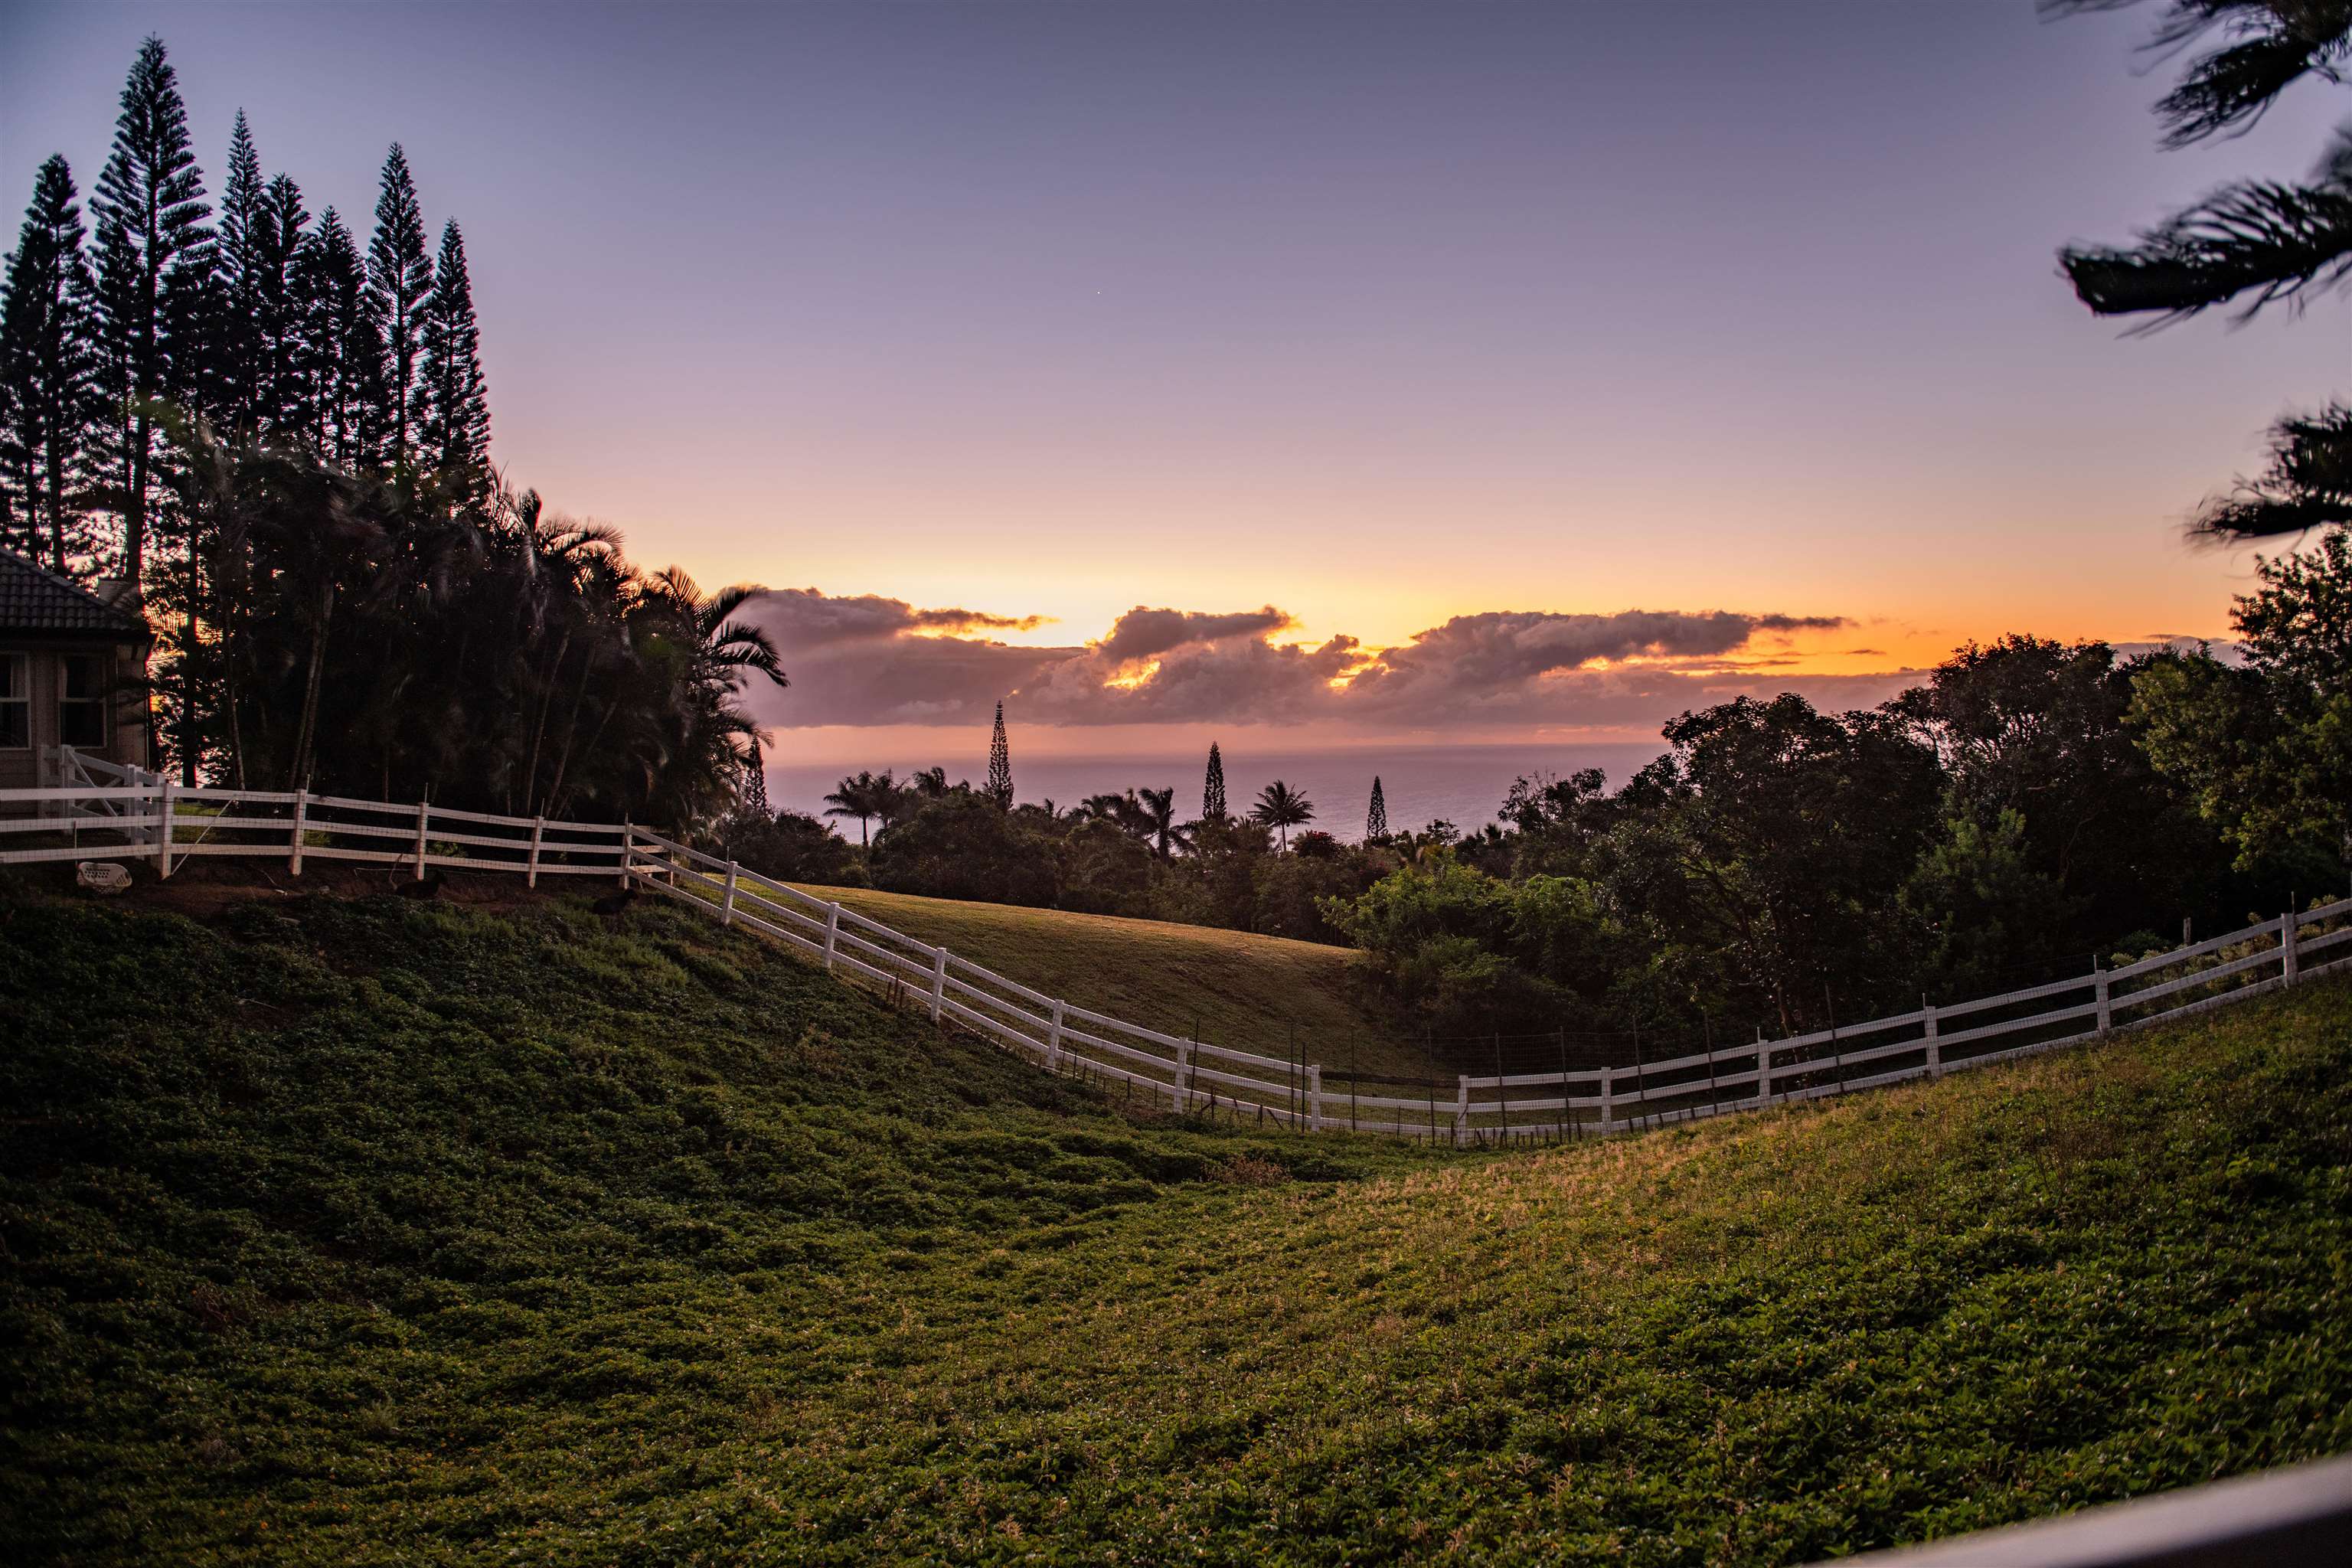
[2190,400,2352,537]
[2043,2,2352,146]
[2061,129,2352,325]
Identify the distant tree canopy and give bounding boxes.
[167,430,782,831]
[2,37,499,580]
[2054,0,2352,537]
[0,36,783,828]
[1322,603,2338,1050]
[2132,528,2352,866]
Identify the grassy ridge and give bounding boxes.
[791,881,1430,1079]
[2,889,2347,1565]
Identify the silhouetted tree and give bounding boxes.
[1138,785,1191,858]
[0,155,100,571]
[293,207,381,467]
[1203,740,1227,820]
[420,220,490,495]
[366,144,431,472]
[2054,1,2352,537]
[1250,779,1314,850]
[214,110,266,440]
[91,34,211,590]
[824,768,893,847]
[985,699,1013,807]
[1364,775,1387,840]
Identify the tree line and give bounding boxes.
[1324,544,2347,1058]
[697,733,1380,941]
[707,534,2346,1070]
[0,37,784,828]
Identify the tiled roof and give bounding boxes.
[0,548,149,638]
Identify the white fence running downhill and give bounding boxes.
[7,748,2349,1144]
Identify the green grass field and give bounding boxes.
[790,881,1432,1080]
[3,885,2347,1565]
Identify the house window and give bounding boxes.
[59,654,106,749]
[0,655,26,748]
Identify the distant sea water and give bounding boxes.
[764,742,1668,841]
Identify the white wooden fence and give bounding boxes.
[6,753,2347,1142]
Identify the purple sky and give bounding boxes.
[6,2,2346,763]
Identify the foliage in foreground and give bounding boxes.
[2,890,2347,1565]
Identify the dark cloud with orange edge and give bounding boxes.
[741,590,1906,732]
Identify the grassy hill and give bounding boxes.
[791,881,1432,1080]
[3,883,2348,1565]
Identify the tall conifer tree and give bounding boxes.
[0,156,101,572]
[214,109,266,439]
[91,34,211,590]
[365,144,431,472]
[420,220,490,493]
[256,172,310,436]
[295,208,381,466]
[1204,741,1227,821]
[1365,775,1387,840]
[985,701,1014,808]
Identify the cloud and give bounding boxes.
[1093,605,1293,665]
[740,592,1888,736]
[1341,609,1853,716]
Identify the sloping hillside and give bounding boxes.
[2,886,2347,1566]
[792,880,1433,1079]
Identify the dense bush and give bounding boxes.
[1323,549,2351,1048]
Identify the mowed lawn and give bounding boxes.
[2,887,2347,1565]
[792,880,1432,1080]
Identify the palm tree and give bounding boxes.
[627,567,790,834]
[1082,789,1153,841]
[910,765,951,798]
[1136,786,1191,859]
[824,767,892,847]
[2052,3,2352,537]
[1250,780,1314,851]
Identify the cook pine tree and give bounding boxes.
[92,34,211,591]
[366,144,433,474]
[986,701,1014,808]
[420,220,491,495]
[0,155,101,572]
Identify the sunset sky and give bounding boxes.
[8,1,2347,773]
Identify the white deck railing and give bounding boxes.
[5,763,2345,1140]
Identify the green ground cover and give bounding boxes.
[2,887,2346,1565]
[789,880,1430,1079]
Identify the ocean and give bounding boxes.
[763,741,1668,841]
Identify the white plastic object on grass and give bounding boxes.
[76,861,131,894]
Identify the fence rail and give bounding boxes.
[6,754,2347,1142]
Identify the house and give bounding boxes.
[0,547,154,793]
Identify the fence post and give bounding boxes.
[822,903,840,970]
[928,946,947,1023]
[1308,1063,1323,1131]
[618,820,632,887]
[1601,1064,1615,1130]
[413,800,431,878]
[1047,998,1065,1068]
[1174,1040,1191,1109]
[289,789,308,875]
[2283,903,2300,988]
[155,776,175,878]
[1923,998,1940,1079]
[721,860,739,926]
[527,817,544,888]
[2095,959,2112,1038]
[1754,1034,1770,1108]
